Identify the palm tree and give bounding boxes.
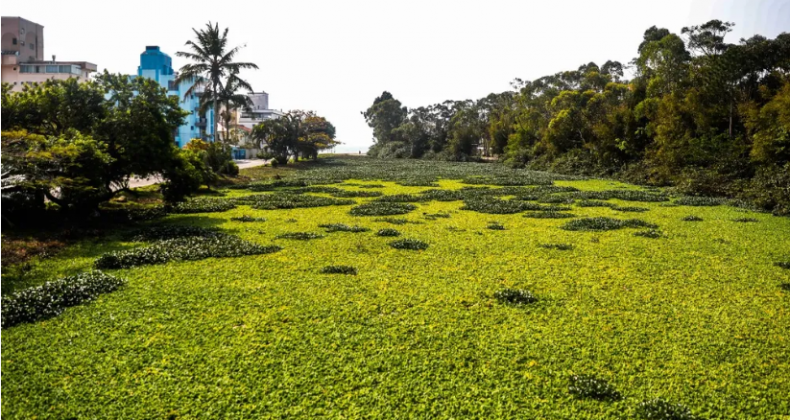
[199,72,253,143]
[175,22,258,142]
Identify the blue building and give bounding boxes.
[136,46,214,147]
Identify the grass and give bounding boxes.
[2,156,789,419]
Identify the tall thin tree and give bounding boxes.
[175,22,258,142]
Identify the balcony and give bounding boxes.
[1,51,19,65]
[195,117,207,128]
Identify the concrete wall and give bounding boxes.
[1,17,44,62]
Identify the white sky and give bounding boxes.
[4,0,789,152]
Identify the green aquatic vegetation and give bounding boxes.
[423,212,452,220]
[319,265,357,275]
[2,271,126,329]
[276,232,324,240]
[568,375,621,401]
[95,235,281,269]
[537,195,575,204]
[167,198,237,213]
[319,224,370,233]
[524,211,577,219]
[230,215,266,222]
[238,193,355,210]
[682,215,703,222]
[350,202,418,216]
[636,398,698,420]
[461,197,544,214]
[494,289,537,305]
[611,206,650,212]
[388,239,429,250]
[487,221,506,230]
[130,225,219,241]
[539,243,574,251]
[373,217,411,225]
[375,228,401,237]
[562,217,658,231]
[576,200,615,208]
[330,190,384,198]
[375,194,426,203]
[675,196,727,206]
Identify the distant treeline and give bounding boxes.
[362,21,790,214]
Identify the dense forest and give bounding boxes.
[362,21,790,214]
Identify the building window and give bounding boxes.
[190,126,194,130]
[29,43,34,50]
[46,65,58,73]
[12,38,17,45]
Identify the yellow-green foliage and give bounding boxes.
[2,164,790,419]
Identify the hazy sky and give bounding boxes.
[4,0,789,151]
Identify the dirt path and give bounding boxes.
[128,159,268,188]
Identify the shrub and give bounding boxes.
[733,218,759,223]
[100,206,167,222]
[95,235,280,269]
[636,398,697,420]
[320,265,358,275]
[674,196,727,206]
[350,202,417,216]
[167,198,236,214]
[524,211,577,219]
[319,223,370,233]
[562,217,658,232]
[682,216,703,222]
[396,179,439,187]
[375,194,426,203]
[775,261,790,270]
[2,271,126,329]
[494,289,537,305]
[538,195,575,204]
[376,228,401,237]
[389,239,429,250]
[238,194,354,210]
[131,225,219,241]
[231,215,266,222]
[275,232,324,240]
[568,375,622,401]
[424,212,451,220]
[487,222,506,230]
[634,229,663,239]
[420,189,467,202]
[374,217,410,225]
[293,186,342,194]
[539,243,574,251]
[358,184,385,189]
[330,190,383,198]
[577,200,615,208]
[461,197,544,214]
[570,190,668,202]
[611,206,650,212]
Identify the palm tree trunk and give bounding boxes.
[213,83,219,143]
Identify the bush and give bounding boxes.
[231,215,266,222]
[681,215,703,222]
[219,160,239,176]
[161,149,212,202]
[376,228,401,237]
[238,194,354,210]
[562,217,658,231]
[130,225,219,241]
[524,211,577,219]
[95,235,280,269]
[634,229,663,238]
[569,190,668,202]
[320,265,358,275]
[577,200,615,208]
[375,194,426,203]
[100,206,167,223]
[330,190,383,198]
[275,232,324,240]
[636,398,697,420]
[423,212,451,220]
[487,222,506,230]
[167,198,236,213]
[611,206,650,212]
[494,289,537,305]
[374,218,411,225]
[350,202,417,216]
[319,223,370,233]
[389,238,429,250]
[2,271,126,329]
[733,217,759,223]
[539,243,574,250]
[674,196,727,206]
[568,374,622,401]
[461,197,544,214]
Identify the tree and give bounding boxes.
[175,22,258,142]
[199,71,253,144]
[362,91,407,145]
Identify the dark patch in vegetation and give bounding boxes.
[538,195,575,204]
[396,179,439,187]
[636,398,698,420]
[461,197,545,214]
[462,175,555,186]
[569,190,668,202]
[524,211,577,219]
[292,186,342,194]
[774,261,790,270]
[100,206,168,222]
[634,229,663,239]
[539,243,574,251]
[358,184,385,188]
[320,265,358,275]
[611,206,650,212]
[374,217,411,225]
[780,283,790,292]
[577,200,615,208]
[389,239,429,250]
[682,215,703,222]
[733,217,759,223]
[494,288,537,305]
[424,212,451,220]
[375,194,426,203]
[130,225,219,241]
[487,222,506,230]
[95,235,281,269]
[238,193,355,210]
[233,179,309,191]
[376,228,401,237]
[319,224,370,233]
[562,217,658,232]
[675,196,727,206]
[231,215,266,222]
[330,190,383,198]
[350,202,417,216]
[167,198,237,214]
[275,232,324,240]
[568,375,622,401]
[2,271,126,329]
